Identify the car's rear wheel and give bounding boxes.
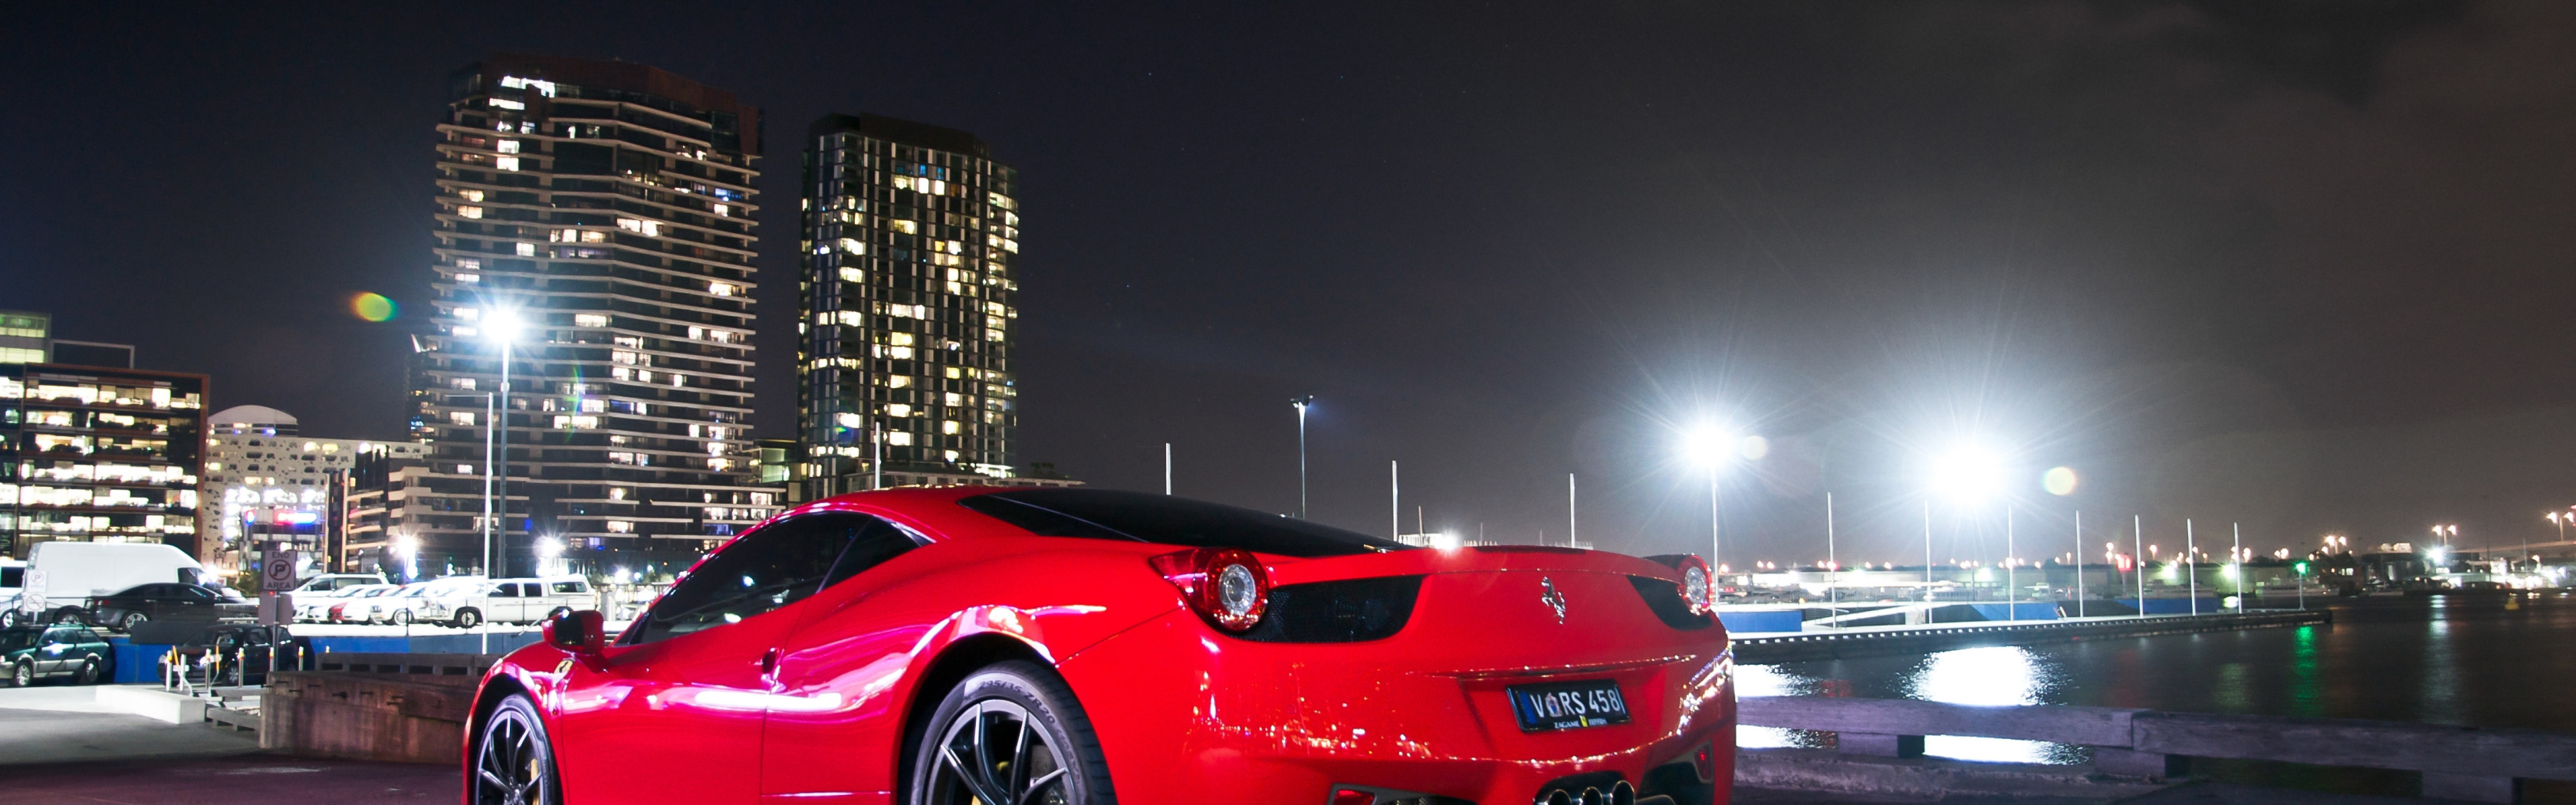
[909,661,1114,805]
[119,611,149,632]
[52,608,85,626]
[454,609,482,629]
[75,658,100,685]
[473,693,560,805]
[392,610,412,626]
[1,610,18,629]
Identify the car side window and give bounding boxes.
[180,586,214,600]
[820,518,924,590]
[628,513,881,645]
[550,581,585,594]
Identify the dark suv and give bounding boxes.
[2,624,110,686]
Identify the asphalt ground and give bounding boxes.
[0,755,458,804]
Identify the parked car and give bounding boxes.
[0,560,25,629]
[290,573,389,595]
[297,583,395,623]
[413,575,598,627]
[16,542,217,626]
[83,583,255,632]
[468,487,1735,805]
[201,625,314,686]
[325,585,404,623]
[2,623,110,686]
[369,580,483,626]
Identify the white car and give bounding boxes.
[291,573,389,595]
[297,583,395,623]
[411,576,597,628]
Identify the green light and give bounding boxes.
[2294,561,2310,574]
[351,292,398,322]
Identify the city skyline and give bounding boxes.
[8,4,2576,564]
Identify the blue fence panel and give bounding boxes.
[1966,603,2064,621]
[1716,610,1805,634]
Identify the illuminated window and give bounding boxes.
[886,404,912,418]
[554,415,600,429]
[488,98,525,110]
[609,487,628,501]
[838,238,865,255]
[612,350,640,365]
[456,464,476,474]
[450,377,477,390]
[607,452,642,466]
[669,373,686,388]
[942,420,960,435]
[606,520,633,533]
[889,333,915,347]
[887,346,915,359]
[496,156,521,172]
[573,314,610,327]
[457,273,481,284]
[447,410,477,426]
[458,206,485,219]
[713,204,731,217]
[460,189,485,202]
[944,367,963,379]
[709,282,739,297]
[886,376,911,388]
[688,327,706,340]
[840,267,864,283]
[888,432,914,446]
[514,242,536,256]
[891,219,918,235]
[456,258,482,271]
[497,140,521,154]
[616,219,662,238]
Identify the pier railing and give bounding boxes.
[1731,609,2328,663]
[1740,695,2576,803]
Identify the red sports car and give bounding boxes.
[466,487,1735,805]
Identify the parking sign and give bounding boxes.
[263,551,300,592]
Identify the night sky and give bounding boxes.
[9,2,2574,567]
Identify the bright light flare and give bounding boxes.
[2042,466,2078,496]
[1681,425,1736,467]
[1927,443,2007,504]
[485,307,526,343]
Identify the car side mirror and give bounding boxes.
[545,610,606,654]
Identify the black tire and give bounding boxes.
[472,694,562,805]
[392,610,413,626]
[10,661,31,688]
[75,658,100,685]
[1,610,18,629]
[52,608,86,626]
[454,609,481,629]
[119,611,148,632]
[908,661,1115,805]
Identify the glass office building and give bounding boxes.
[0,365,206,559]
[414,54,777,578]
[797,113,1027,498]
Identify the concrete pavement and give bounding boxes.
[0,755,458,804]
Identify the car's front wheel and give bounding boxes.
[10,661,32,688]
[391,610,412,626]
[453,609,481,629]
[473,693,560,805]
[909,661,1116,805]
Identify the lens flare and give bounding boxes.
[351,292,397,322]
[2042,466,2078,496]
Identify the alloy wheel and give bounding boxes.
[77,659,98,685]
[475,701,551,805]
[12,662,30,688]
[925,699,1071,805]
[121,612,147,632]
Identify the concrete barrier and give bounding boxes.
[91,685,209,724]
[259,669,485,764]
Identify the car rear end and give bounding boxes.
[1059,544,1733,805]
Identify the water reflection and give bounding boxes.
[1901,646,2072,764]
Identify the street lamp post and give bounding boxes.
[481,308,524,583]
[1290,396,1313,519]
[1681,426,1737,573]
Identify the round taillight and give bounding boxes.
[1149,547,1270,632]
[1677,554,1714,614]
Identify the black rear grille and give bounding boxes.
[1627,576,1715,630]
[1240,575,1424,642]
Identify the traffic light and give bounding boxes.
[2293,560,2311,575]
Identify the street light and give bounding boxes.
[1289,396,1314,519]
[1681,424,1738,573]
[1924,442,2006,605]
[481,307,525,582]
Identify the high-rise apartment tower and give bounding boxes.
[416,54,777,578]
[797,114,1025,498]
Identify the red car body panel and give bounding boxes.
[466,487,1735,805]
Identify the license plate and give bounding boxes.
[1506,679,1630,731]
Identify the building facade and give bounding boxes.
[0,365,206,559]
[413,54,778,578]
[1,309,140,369]
[198,405,427,579]
[797,113,1026,499]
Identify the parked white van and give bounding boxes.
[0,559,26,628]
[412,575,597,628]
[12,542,215,626]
